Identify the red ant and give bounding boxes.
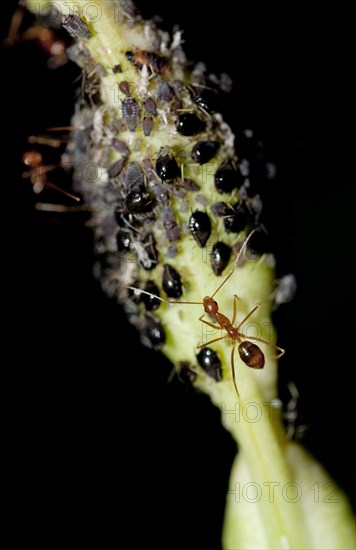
[5,5,67,69]
[171,231,284,395]
[129,230,285,397]
[22,149,80,202]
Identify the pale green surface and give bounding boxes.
[25,1,356,548]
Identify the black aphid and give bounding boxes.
[197,348,222,382]
[189,211,211,248]
[191,141,220,164]
[223,202,251,233]
[156,148,180,181]
[176,113,205,136]
[124,190,154,214]
[142,280,161,311]
[215,161,242,194]
[211,242,231,275]
[142,313,166,350]
[195,89,220,113]
[162,264,183,298]
[178,362,197,384]
[247,226,272,255]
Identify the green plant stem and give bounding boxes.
[25,2,356,548]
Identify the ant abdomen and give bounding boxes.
[238,341,265,369]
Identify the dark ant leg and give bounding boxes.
[236,303,261,331]
[231,294,240,326]
[243,335,285,358]
[196,336,225,349]
[198,315,220,330]
[231,344,239,397]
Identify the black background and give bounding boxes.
[2,1,355,547]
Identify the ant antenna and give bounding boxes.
[211,228,256,299]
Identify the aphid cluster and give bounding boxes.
[18,2,287,392]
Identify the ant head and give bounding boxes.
[22,150,42,168]
[203,296,218,315]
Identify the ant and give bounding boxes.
[22,149,80,202]
[5,4,67,69]
[129,230,285,397]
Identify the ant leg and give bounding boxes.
[198,315,220,330]
[168,300,202,305]
[231,294,240,326]
[237,303,261,331]
[196,336,225,349]
[244,335,285,358]
[231,344,239,397]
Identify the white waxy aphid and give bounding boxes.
[272,274,297,307]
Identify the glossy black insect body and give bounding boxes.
[211,242,231,275]
[191,141,220,164]
[189,211,211,247]
[195,89,219,113]
[178,362,197,384]
[124,190,153,214]
[121,97,140,132]
[176,113,205,136]
[197,348,222,381]
[142,280,161,311]
[143,313,166,350]
[156,148,179,181]
[162,264,183,298]
[215,161,242,194]
[224,202,251,233]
